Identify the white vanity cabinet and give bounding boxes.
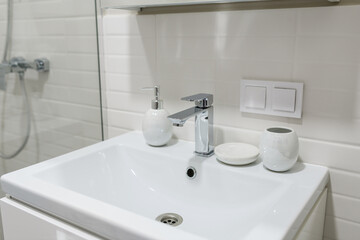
[0,197,103,240]
[1,189,327,240]
[294,188,328,240]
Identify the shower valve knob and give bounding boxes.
[34,58,50,72]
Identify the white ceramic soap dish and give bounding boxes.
[214,143,259,165]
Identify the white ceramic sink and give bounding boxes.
[1,132,328,240]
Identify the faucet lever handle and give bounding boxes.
[33,58,50,72]
[181,93,213,108]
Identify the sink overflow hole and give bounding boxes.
[156,213,183,227]
[186,167,197,179]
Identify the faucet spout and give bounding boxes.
[168,107,206,127]
[168,93,214,157]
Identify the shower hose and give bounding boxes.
[0,0,32,159]
[0,72,31,159]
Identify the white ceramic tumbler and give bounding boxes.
[260,127,299,172]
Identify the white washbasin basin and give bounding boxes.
[1,131,328,240]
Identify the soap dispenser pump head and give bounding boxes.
[142,85,163,110]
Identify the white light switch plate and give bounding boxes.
[244,86,266,109]
[240,79,304,118]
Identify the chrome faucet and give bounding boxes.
[0,57,50,90]
[168,93,214,157]
[10,57,50,73]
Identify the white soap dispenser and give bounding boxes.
[142,86,172,146]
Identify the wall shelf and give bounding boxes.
[101,0,266,10]
[101,0,341,13]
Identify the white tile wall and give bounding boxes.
[0,0,102,196]
[102,5,360,240]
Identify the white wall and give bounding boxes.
[102,5,360,240]
[0,0,102,186]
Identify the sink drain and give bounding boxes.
[156,213,183,226]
